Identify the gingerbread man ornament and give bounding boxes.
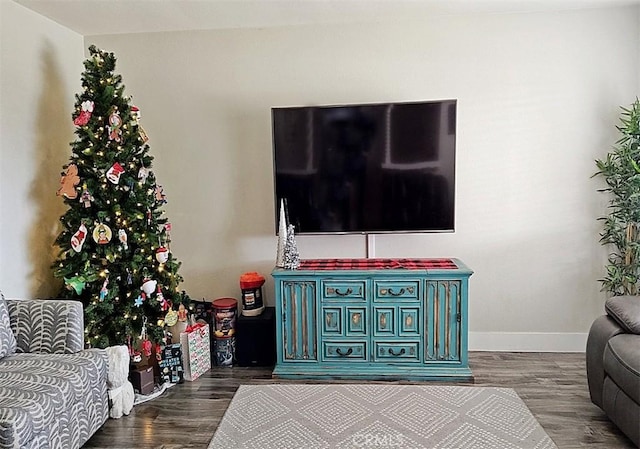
[56,164,80,199]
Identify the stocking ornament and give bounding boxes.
[71,223,88,252]
[106,162,125,184]
[73,100,94,126]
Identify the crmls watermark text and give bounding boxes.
[351,433,406,447]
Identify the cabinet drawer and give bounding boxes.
[374,341,420,362]
[322,280,366,301]
[374,281,420,301]
[322,341,367,361]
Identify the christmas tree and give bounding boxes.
[53,46,189,349]
[283,224,300,270]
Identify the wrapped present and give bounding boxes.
[130,366,154,395]
[158,343,184,384]
[180,323,211,381]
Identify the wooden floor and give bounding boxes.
[84,352,635,449]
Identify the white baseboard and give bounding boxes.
[468,332,587,353]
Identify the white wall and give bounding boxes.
[86,6,638,351]
[0,1,84,298]
[2,4,637,350]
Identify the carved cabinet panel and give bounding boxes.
[279,280,317,361]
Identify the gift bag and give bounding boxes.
[180,323,211,381]
[158,343,184,384]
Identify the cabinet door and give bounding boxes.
[281,281,317,361]
[425,280,461,362]
[322,306,366,336]
[373,279,421,338]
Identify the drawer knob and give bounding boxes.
[336,347,353,356]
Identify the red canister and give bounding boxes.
[213,297,237,338]
[239,272,265,317]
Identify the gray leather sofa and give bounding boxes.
[586,295,640,447]
[0,297,109,449]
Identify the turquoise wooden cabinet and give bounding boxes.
[272,259,473,381]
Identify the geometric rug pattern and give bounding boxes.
[208,384,558,449]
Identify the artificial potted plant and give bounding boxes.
[594,98,640,295]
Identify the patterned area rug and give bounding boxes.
[208,384,558,449]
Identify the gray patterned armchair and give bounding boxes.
[0,297,109,449]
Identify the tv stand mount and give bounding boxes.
[365,234,376,259]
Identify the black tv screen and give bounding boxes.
[272,99,456,234]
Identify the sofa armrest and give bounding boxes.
[5,299,85,354]
[586,315,625,408]
[605,296,640,334]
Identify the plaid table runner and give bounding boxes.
[298,258,457,270]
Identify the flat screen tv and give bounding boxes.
[272,99,456,234]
